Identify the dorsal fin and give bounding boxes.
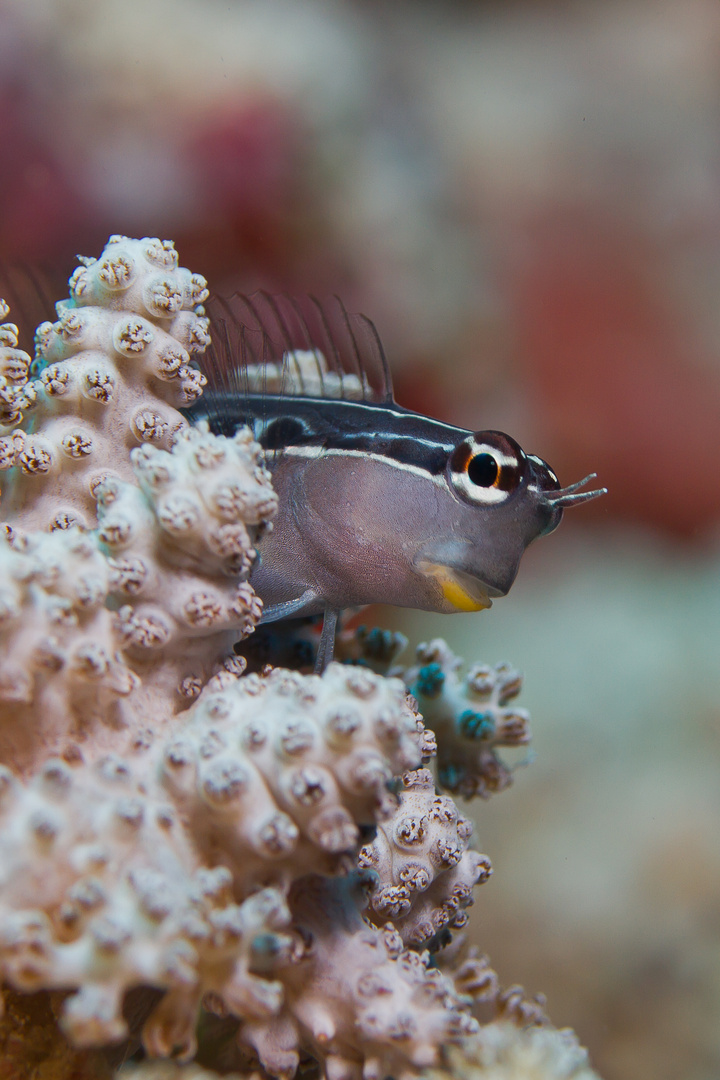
[201,291,394,429]
[0,263,61,354]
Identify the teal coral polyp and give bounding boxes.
[414,662,446,699]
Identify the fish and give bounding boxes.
[192,292,605,669]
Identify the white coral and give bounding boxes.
[161,663,430,894]
[0,527,137,771]
[242,874,478,1080]
[0,751,293,1056]
[2,237,212,531]
[359,768,492,946]
[0,654,443,1061]
[428,1024,601,1080]
[0,237,591,1080]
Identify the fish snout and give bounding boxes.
[527,454,564,536]
[528,453,560,493]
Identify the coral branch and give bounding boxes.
[407,641,531,799]
[241,873,478,1080]
[359,768,491,947]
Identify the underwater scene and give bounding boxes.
[0,2,719,1079]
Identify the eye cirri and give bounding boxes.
[448,431,527,506]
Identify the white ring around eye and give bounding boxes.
[448,435,522,506]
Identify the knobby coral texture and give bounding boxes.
[0,237,600,1080]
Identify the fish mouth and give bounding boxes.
[417,561,498,613]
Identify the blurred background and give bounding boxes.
[1,0,719,1076]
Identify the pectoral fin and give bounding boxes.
[259,589,320,624]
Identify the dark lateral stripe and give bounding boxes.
[196,392,466,476]
[317,432,450,474]
[257,419,452,475]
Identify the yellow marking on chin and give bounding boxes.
[422,564,492,612]
[440,576,491,612]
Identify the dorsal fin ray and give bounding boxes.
[200,291,394,432]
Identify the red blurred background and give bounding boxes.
[3,0,720,541]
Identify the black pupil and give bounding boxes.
[467,452,498,487]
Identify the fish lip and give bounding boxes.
[416,559,502,610]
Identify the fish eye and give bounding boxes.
[448,431,526,505]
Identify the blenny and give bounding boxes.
[194,293,605,668]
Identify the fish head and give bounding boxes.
[416,430,603,612]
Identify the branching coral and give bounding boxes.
[0,238,277,773]
[406,640,531,799]
[359,768,491,947]
[241,873,479,1080]
[425,1025,601,1080]
[1,236,211,530]
[162,664,431,892]
[0,236,600,1080]
[0,725,295,1056]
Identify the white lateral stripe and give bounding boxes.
[279,444,449,488]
